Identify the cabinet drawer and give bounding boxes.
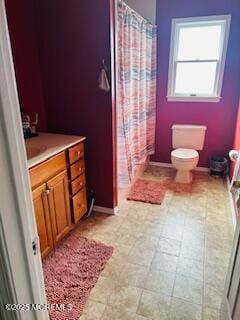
[70,159,85,181]
[72,188,87,223]
[30,152,66,189]
[71,174,86,195]
[69,143,84,164]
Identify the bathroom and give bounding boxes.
[1,0,240,319]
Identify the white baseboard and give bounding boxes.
[149,161,173,168]
[193,166,210,173]
[149,161,210,172]
[227,177,237,229]
[93,205,119,215]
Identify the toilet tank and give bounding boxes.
[172,125,207,150]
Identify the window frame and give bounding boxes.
[167,15,231,103]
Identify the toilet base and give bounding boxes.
[175,170,192,184]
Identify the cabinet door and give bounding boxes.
[47,170,72,244]
[32,184,53,258]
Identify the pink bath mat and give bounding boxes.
[42,232,113,320]
[127,179,166,204]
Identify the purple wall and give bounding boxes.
[6,0,240,207]
[35,0,115,208]
[5,0,46,131]
[152,0,240,167]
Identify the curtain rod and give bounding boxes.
[118,0,157,27]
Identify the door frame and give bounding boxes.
[110,0,118,208]
[223,214,240,320]
[0,1,48,319]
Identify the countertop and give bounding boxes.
[26,133,86,169]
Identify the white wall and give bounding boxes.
[124,0,156,24]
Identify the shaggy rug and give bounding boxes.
[127,179,166,204]
[42,232,113,320]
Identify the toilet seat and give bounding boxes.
[171,148,198,162]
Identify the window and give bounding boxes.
[167,15,231,102]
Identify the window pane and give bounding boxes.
[175,62,217,95]
[177,25,222,60]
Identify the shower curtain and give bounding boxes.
[117,0,157,188]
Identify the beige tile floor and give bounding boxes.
[78,166,234,320]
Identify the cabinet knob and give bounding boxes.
[77,151,81,156]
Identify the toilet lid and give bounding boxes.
[171,148,198,161]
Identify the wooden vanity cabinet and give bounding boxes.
[30,152,72,258]
[30,140,87,258]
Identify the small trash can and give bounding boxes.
[210,156,229,178]
[84,189,95,218]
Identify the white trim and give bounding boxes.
[93,205,119,215]
[167,14,231,102]
[227,176,237,229]
[149,161,174,168]
[224,202,240,320]
[193,166,210,173]
[0,1,48,319]
[114,0,120,205]
[167,96,221,103]
[0,219,18,320]
[225,296,232,320]
[149,161,210,172]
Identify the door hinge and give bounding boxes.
[32,236,39,255]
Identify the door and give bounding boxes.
[0,0,48,318]
[224,151,240,320]
[228,233,240,319]
[47,170,72,244]
[32,184,53,258]
[225,216,240,320]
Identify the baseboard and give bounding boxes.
[149,161,210,172]
[149,161,173,168]
[93,205,119,215]
[227,176,237,229]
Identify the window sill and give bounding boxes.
[167,96,221,103]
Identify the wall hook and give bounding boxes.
[102,59,108,71]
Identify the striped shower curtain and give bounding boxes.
[117,0,157,188]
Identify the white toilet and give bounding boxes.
[171,125,207,183]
